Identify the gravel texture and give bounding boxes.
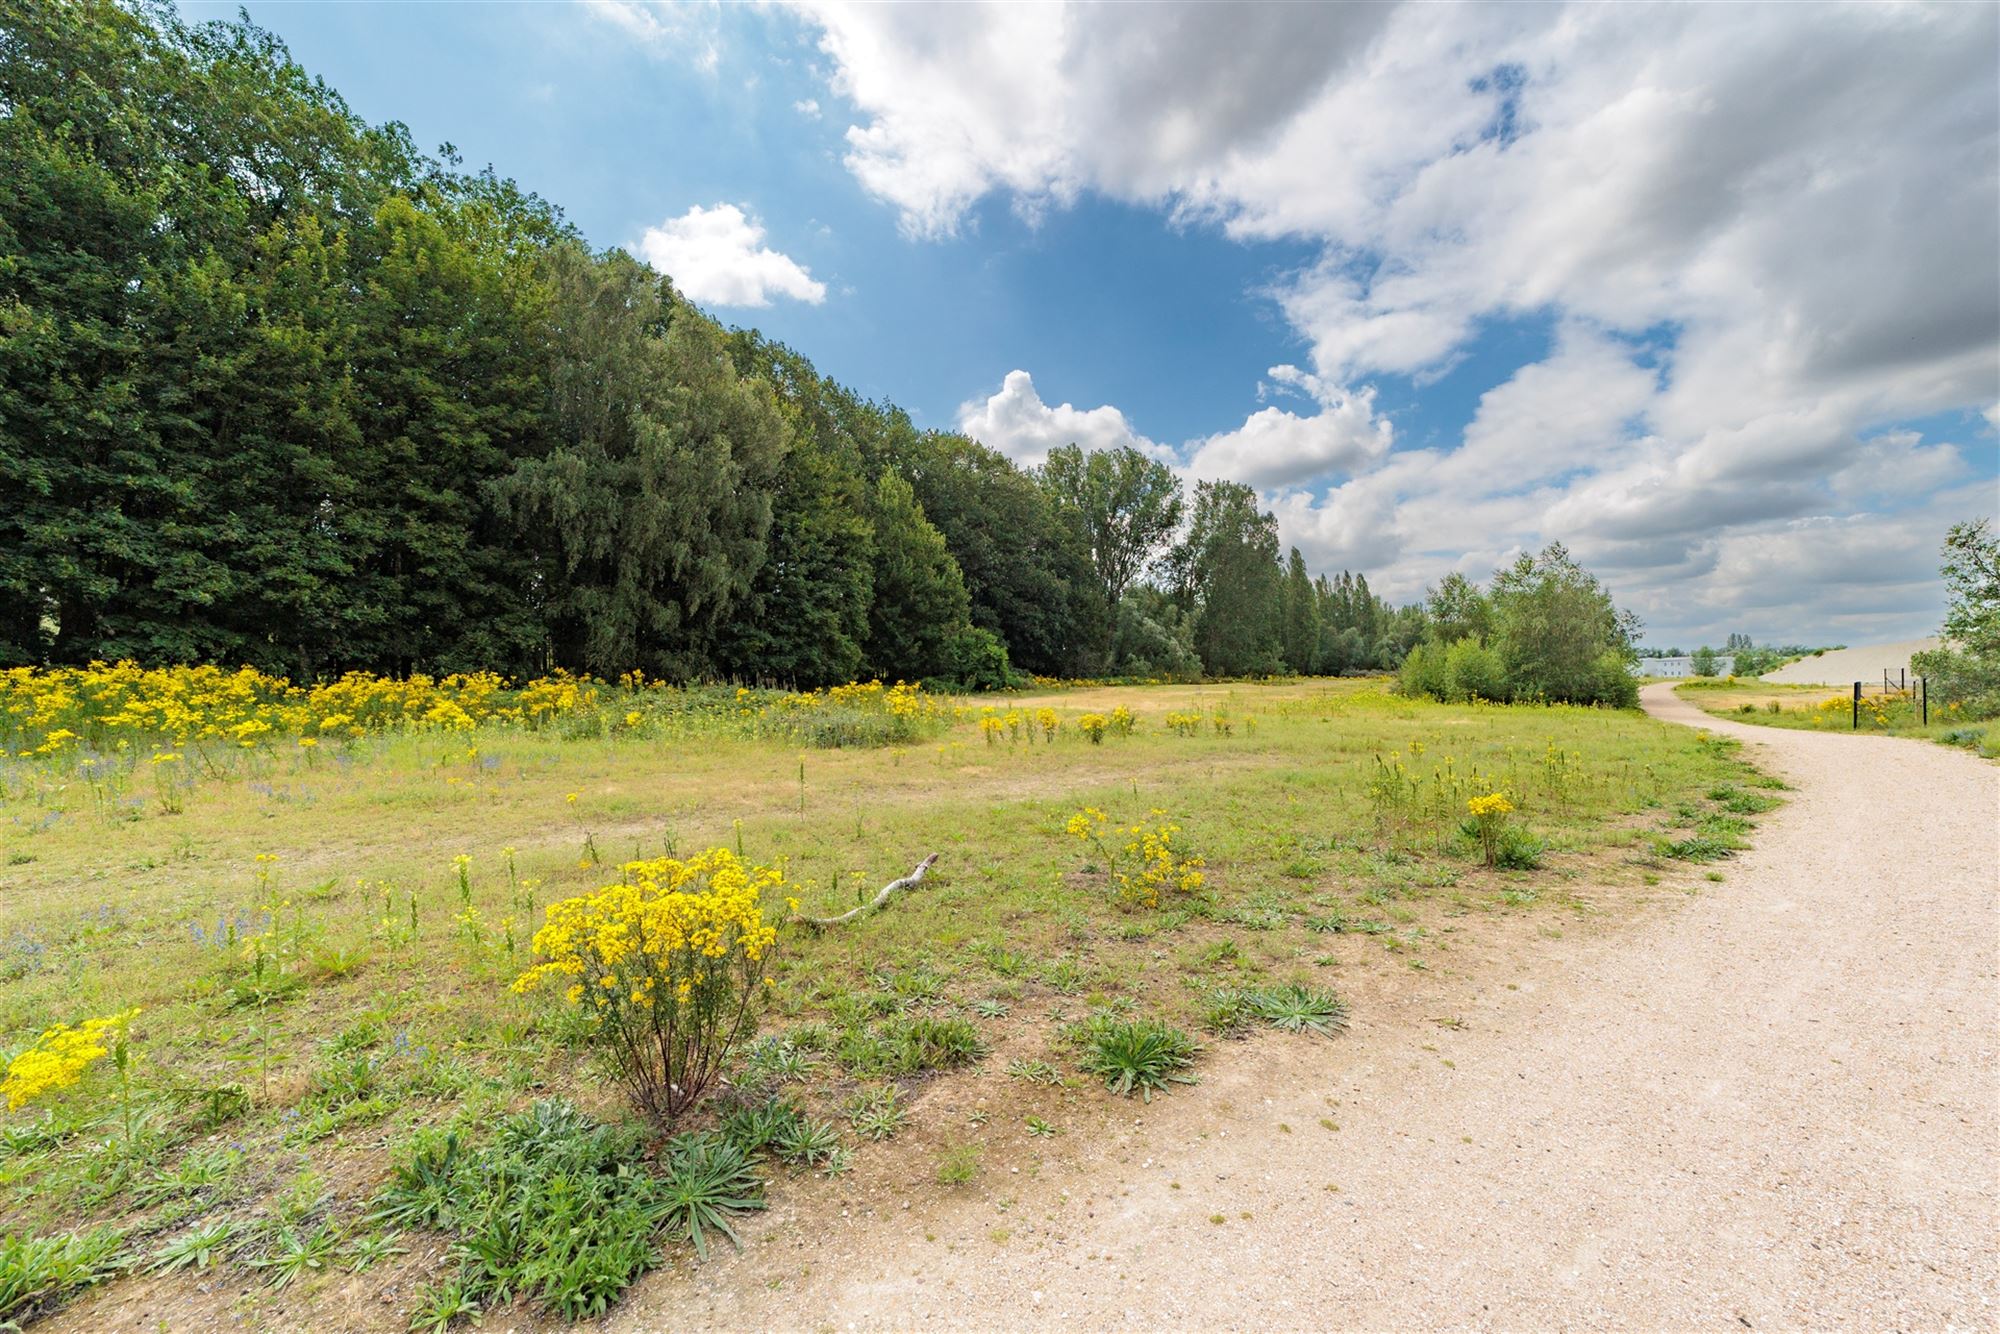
[632,682,1997,1332]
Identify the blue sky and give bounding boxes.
[185,1,1999,647]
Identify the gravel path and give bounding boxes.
[639,685,1998,1331]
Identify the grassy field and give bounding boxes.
[1675,677,1998,756]
[0,676,1776,1329]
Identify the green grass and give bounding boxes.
[1677,680,1998,754]
[0,677,1768,1326]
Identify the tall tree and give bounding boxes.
[864,470,971,681]
[1168,480,1284,677]
[1039,444,1182,647]
[1487,542,1639,703]
[499,246,788,677]
[1281,547,1317,674]
[902,431,1101,677]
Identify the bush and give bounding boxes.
[1397,642,1449,701]
[513,849,788,1124]
[938,625,1013,693]
[1913,646,2000,720]
[1440,637,1507,701]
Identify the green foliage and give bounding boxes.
[772,1115,843,1168]
[1241,983,1350,1036]
[1040,444,1184,626]
[0,1226,128,1324]
[935,1143,982,1186]
[842,1085,909,1141]
[1689,646,1720,677]
[368,1099,708,1322]
[1654,834,1736,862]
[1168,481,1286,677]
[148,1221,234,1274]
[1933,518,2000,659]
[717,1096,807,1156]
[655,1132,765,1260]
[865,471,974,681]
[1403,544,1638,707]
[1072,1015,1199,1101]
[248,1221,343,1289]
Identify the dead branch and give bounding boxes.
[791,853,941,928]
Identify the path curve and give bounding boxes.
[641,684,1998,1331]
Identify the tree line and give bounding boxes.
[0,2,1432,687]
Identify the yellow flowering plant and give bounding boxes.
[1065,807,1205,910]
[1466,791,1515,866]
[513,848,793,1124]
[3,1008,142,1143]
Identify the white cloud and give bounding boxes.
[584,0,722,71]
[633,204,827,308]
[1185,374,1390,487]
[786,1,1997,642]
[793,98,821,119]
[955,370,1164,468]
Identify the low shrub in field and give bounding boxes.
[0,1226,128,1325]
[513,849,792,1124]
[1072,1015,1198,1101]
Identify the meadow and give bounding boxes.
[0,668,1774,1330]
[1674,677,1998,756]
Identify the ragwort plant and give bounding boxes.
[513,848,793,1124]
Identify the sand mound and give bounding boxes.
[1761,638,1940,685]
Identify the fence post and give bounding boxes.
[1852,681,1860,729]
[1922,675,1928,726]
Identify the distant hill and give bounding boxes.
[1760,639,1941,686]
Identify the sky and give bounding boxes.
[185,0,2000,648]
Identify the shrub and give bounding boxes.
[1073,1016,1198,1101]
[939,626,1013,693]
[1440,637,1507,702]
[1914,646,2000,720]
[513,848,790,1124]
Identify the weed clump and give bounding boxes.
[1071,1015,1198,1101]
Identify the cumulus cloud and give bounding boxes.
[787,0,1997,642]
[1185,375,1391,487]
[955,370,1164,468]
[634,204,827,308]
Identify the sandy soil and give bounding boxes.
[617,681,1998,1332]
[1761,639,1940,686]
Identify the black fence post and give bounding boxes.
[1852,681,1860,729]
[1922,675,1928,726]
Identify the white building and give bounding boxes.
[1635,655,1736,678]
